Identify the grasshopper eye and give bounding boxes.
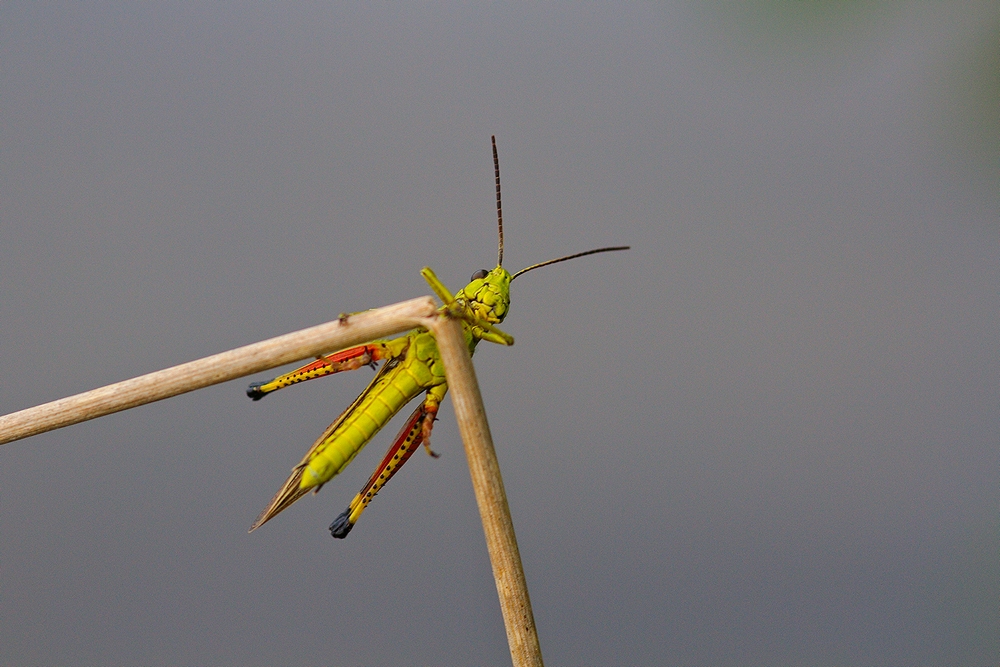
[471,269,489,281]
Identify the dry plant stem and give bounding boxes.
[429,314,544,667]
[0,295,543,666]
[0,297,438,446]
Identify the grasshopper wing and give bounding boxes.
[249,358,401,531]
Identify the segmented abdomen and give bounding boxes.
[301,332,444,488]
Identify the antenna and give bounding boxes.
[511,246,630,281]
[492,135,504,267]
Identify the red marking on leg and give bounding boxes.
[354,405,426,506]
[421,403,440,458]
[322,343,388,366]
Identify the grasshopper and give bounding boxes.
[248,136,627,537]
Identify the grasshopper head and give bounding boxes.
[458,136,627,339]
[457,265,512,326]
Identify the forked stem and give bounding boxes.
[0,293,545,666]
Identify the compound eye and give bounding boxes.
[471,269,489,281]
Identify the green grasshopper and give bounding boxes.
[248,137,627,537]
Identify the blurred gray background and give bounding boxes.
[1,2,998,665]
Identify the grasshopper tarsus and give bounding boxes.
[247,382,268,401]
[329,508,354,538]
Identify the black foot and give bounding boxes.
[329,508,355,539]
[246,382,267,400]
